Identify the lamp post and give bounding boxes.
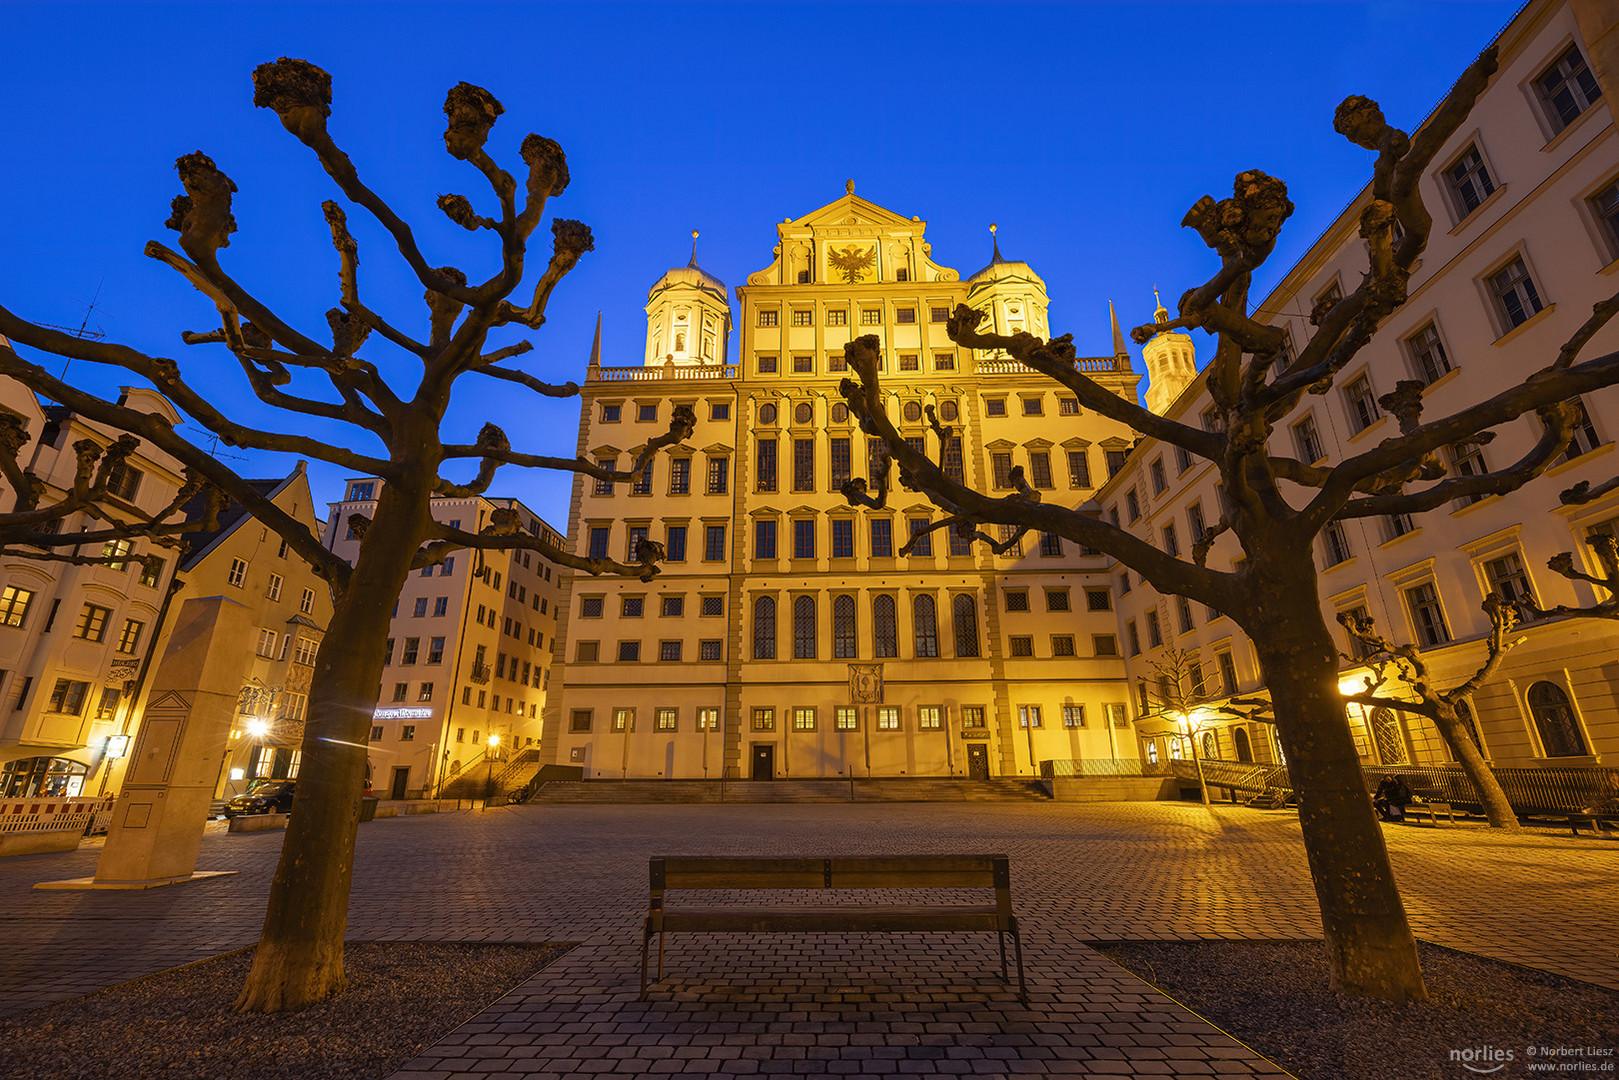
[483,733,501,810]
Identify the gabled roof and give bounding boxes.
[786,189,919,231]
[178,468,305,573]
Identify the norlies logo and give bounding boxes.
[1451,1046,1516,1074]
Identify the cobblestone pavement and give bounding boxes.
[0,802,1613,1077]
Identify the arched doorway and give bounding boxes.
[1234,728,1254,763]
[1527,681,1588,758]
[1370,707,1407,765]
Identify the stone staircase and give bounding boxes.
[526,777,1052,804]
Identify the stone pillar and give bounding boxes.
[90,595,252,886]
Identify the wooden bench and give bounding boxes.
[1563,811,1619,836]
[640,855,1026,1001]
[1404,801,1456,826]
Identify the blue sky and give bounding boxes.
[2,1,1522,530]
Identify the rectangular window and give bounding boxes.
[792,519,815,560]
[792,706,816,731]
[654,707,679,732]
[793,438,814,491]
[628,526,650,562]
[1293,413,1324,462]
[1009,635,1034,657]
[697,707,720,731]
[418,682,434,702]
[580,596,604,618]
[593,458,616,496]
[1067,449,1092,488]
[1127,620,1140,656]
[1591,179,1619,259]
[636,403,658,423]
[1218,651,1239,694]
[1028,452,1053,489]
[631,458,654,496]
[1323,521,1353,566]
[1004,589,1030,613]
[1445,145,1496,218]
[391,682,408,703]
[701,595,724,616]
[1536,44,1601,133]
[666,525,687,562]
[990,452,1015,491]
[1105,448,1128,478]
[932,352,956,372]
[0,586,35,628]
[930,306,950,323]
[1488,256,1544,330]
[48,678,89,715]
[831,518,855,559]
[1405,322,1451,384]
[1161,524,1180,558]
[255,628,277,659]
[792,354,814,374]
[704,524,727,561]
[105,461,142,500]
[227,558,248,588]
[617,641,641,662]
[876,706,900,731]
[826,309,848,326]
[1175,445,1194,473]
[907,518,932,557]
[588,527,611,560]
[576,641,599,662]
[898,354,919,372]
[1448,440,1489,505]
[412,597,428,618]
[894,307,916,325]
[1051,635,1076,657]
[1126,488,1140,522]
[1039,532,1062,558]
[1017,705,1042,729]
[1177,597,1195,634]
[1405,582,1451,647]
[756,354,778,375]
[985,399,1007,418]
[755,519,778,560]
[1483,552,1536,619]
[829,437,851,491]
[661,595,684,617]
[1344,375,1380,433]
[706,457,729,494]
[834,706,858,731]
[622,596,644,617]
[1020,397,1043,417]
[870,518,893,558]
[140,558,164,588]
[401,637,420,664]
[752,707,775,732]
[570,710,593,733]
[1093,634,1119,657]
[699,639,722,661]
[75,603,111,642]
[1146,610,1163,647]
[860,309,882,326]
[1186,502,1207,546]
[1149,458,1167,494]
[790,309,813,327]
[668,457,690,495]
[758,310,779,327]
[912,705,940,731]
[1557,398,1604,462]
[1386,512,1416,540]
[1062,704,1085,729]
[428,636,445,664]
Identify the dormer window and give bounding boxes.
[349,481,375,502]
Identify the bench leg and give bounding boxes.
[1011,920,1027,1003]
[657,927,666,980]
[640,920,652,1000]
[998,929,1008,982]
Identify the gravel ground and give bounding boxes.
[0,942,571,1080]
[1094,940,1619,1080]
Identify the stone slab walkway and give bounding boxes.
[0,803,1612,1077]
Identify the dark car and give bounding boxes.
[224,779,295,818]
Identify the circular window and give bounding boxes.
[903,401,922,423]
[759,403,777,424]
[939,401,958,423]
[831,403,848,423]
[794,402,813,424]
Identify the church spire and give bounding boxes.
[687,228,700,268]
[1109,300,1128,358]
[588,310,602,366]
[989,221,1003,264]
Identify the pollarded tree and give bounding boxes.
[839,47,1619,1000]
[1337,596,1524,831]
[1140,647,1216,805]
[0,58,687,1011]
[0,416,223,570]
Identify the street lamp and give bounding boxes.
[483,733,501,809]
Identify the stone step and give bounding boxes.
[526,778,1052,804]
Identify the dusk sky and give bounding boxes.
[3,2,1522,531]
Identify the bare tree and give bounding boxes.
[0,416,222,568]
[1535,480,1619,619]
[838,46,1619,1000]
[1337,596,1524,831]
[1139,648,1215,805]
[0,58,687,1011]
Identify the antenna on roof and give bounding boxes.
[37,278,109,380]
[180,423,249,462]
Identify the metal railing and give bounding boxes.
[1173,757,1619,815]
[1041,758,1170,778]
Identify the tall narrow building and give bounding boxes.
[544,186,1147,780]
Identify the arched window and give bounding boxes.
[1233,728,1253,763]
[953,594,980,658]
[753,595,776,660]
[1370,707,1407,765]
[1201,731,1218,759]
[1527,680,1588,758]
[793,595,816,659]
[833,595,857,659]
[873,594,897,658]
[913,595,939,658]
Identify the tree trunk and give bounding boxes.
[1248,555,1427,1002]
[236,479,430,1012]
[1433,700,1520,831]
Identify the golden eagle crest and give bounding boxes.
[826,244,876,284]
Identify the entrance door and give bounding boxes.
[751,744,774,781]
[966,744,990,780]
[389,766,410,800]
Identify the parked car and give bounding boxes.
[224,779,296,818]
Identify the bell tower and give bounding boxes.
[1142,290,1196,415]
[644,230,731,367]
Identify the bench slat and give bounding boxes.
[657,904,1004,933]
[657,855,1006,890]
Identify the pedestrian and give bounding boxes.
[1373,774,1412,822]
